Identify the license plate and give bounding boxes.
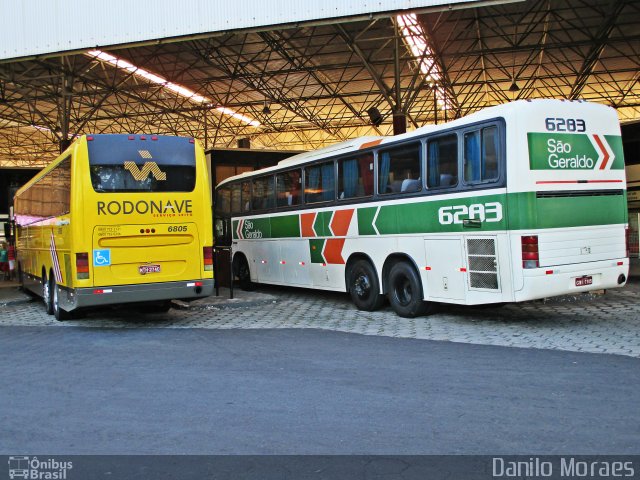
[575,276,593,287]
[139,264,161,275]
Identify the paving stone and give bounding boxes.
[1,280,640,358]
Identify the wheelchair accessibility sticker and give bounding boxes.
[93,249,111,267]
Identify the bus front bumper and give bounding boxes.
[60,279,214,311]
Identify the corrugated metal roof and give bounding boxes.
[0,0,485,61]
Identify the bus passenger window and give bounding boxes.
[305,161,335,203]
[378,144,421,194]
[231,183,242,214]
[215,186,231,216]
[241,181,251,212]
[464,126,499,183]
[427,134,458,188]
[252,176,275,211]
[276,170,302,207]
[338,154,374,199]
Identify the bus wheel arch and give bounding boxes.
[382,254,432,318]
[345,253,385,311]
[232,252,254,291]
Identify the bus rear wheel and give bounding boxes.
[43,270,53,315]
[348,259,384,311]
[387,261,430,318]
[52,278,71,321]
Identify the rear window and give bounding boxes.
[88,134,196,192]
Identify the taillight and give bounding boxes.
[521,235,539,269]
[76,252,90,279]
[203,246,213,271]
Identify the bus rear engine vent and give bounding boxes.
[467,238,499,290]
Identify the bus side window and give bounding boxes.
[305,161,335,203]
[464,126,499,183]
[338,154,373,199]
[427,134,458,189]
[215,186,231,217]
[276,169,302,207]
[252,176,275,211]
[241,181,251,213]
[230,183,242,214]
[378,143,421,194]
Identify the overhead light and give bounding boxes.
[86,49,261,127]
[262,101,271,115]
[509,81,520,92]
[397,13,449,110]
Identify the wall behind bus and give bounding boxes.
[0,168,39,216]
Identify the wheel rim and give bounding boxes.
[393,275,413,306]
[53,283,59,315]
[43,278,50,307]
[353,271,371,299]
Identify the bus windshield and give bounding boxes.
[87,134,196,192]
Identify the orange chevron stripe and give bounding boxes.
[330,209,354,236]
[359,139,382,150]
[301,213,316,237]
[323,238,346,264]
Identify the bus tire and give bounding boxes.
[17,263,25,291]
[43,270,53,315]
[387,261,428,318]
[348,259,384,311]
[52,278,71,321]
[234,254,254,291]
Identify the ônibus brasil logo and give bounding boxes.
[8,456,73,479]
[527,133,623,171]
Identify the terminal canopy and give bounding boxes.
[0,0,638,167]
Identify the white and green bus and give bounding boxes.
[214,100,629,317]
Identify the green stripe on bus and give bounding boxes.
[373,194,508,235]
[271,214,300,238]
[232,191,626,239]
[507,191,627,229]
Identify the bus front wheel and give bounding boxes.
[348,259,384,311]
[233,255,254,291]
[387,261,430,318]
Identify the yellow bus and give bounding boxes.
[13,134,214,320]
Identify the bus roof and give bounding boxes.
[217,99,606,188]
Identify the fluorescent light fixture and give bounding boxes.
[396,14,449,109]
[86,49,260,127]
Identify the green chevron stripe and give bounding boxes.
[357,207,378,236]
[309,239,326,263]
[605,135,625,170]
[313,211,333,237]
